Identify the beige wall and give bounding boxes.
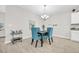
[41,12,71,39]
[0,13,5,37]
[5,5,72,43]
[5,6,41,43]
[0,6,6,37]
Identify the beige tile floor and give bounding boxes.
[0,37,79,53]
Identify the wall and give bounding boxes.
[0,12,5,37]
[0,6,6,37]
[0,5,6,12]
[5,6,71,43]
[41,12,71,39]
[5,6,41,43]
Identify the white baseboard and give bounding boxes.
[23,36,31,39]
[5,41,11,44]
[4,35,70,44]
[5,36,31,44]
[54,35,70,39]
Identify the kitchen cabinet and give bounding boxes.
[71,30,79,42]
[71,12,79,42]
[71,12,79,24]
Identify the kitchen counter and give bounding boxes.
[71,28,79,31]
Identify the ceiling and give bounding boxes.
[20,5,79,17]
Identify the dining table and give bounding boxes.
[38,31,48,47]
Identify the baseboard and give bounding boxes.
[4,35,70,44]
[54,35,70,40]
[5,41,11,44]
[0,36,5,38]
[5,36,31,44]
[71,39,79,43]
[23,36,31,39]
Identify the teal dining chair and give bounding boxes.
[31,27,41,47]
[47,27,53,45]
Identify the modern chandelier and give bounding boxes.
[41,5,49,21]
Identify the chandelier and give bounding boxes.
[41,5,49,21]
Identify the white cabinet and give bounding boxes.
[71,12,79,24]
[71,12,79,42]
[71,30,79,42]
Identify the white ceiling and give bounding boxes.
[20,5,79,16]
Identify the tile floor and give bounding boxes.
[0,37,79,53]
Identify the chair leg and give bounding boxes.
[51,37,53,42]
[41,39,43,47]
[31,39,34,45]
[35,40,38,48]
[49,38,51,45]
